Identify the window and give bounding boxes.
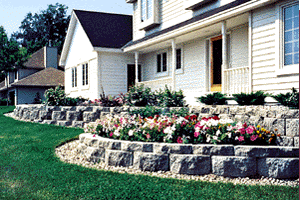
[139,0,159,30]
[283,3,299,66]
[276,1,299,75]
[72,67,77,88]
[157,52,167,73]
[185,0,214,10]
[14,71,18,81]
[176,49,182,69]
[82,63,88,86]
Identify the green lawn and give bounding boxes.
[0,106,298,200]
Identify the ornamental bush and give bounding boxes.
[84,114,278,145]
[233,91,268,105]
[156,86,186,107]
[197,92,227,105]
[272,88,299,109]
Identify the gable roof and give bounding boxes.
[74,10,133,48]
[60,10,132,66]
[11,67,64,87]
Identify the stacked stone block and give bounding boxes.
[77,133,299,179]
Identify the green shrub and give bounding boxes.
[0,98,9,105]
[129,106,163,118]
[272,88,299,109]
[233,91,268,105]
[125,84,156,106]
[43,86,87,106]
[156,86,186,107]
[197,92,227,105]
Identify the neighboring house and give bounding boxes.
[59,10,134,100]
[0,46,64,105]
[60,0,299,106]
[122,0,299,105]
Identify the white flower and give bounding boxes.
[128,130,134,136]
[114,129,120,137]
[213,136,218,140]
[227,125,233,131]
[216,130,221,136]
[235,136,239,140]
[226,132,232,138]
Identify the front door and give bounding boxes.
[210,36,222,92]
[9,91,15,105]
[127,64,141,90]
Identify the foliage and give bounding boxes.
[125,84,156,106]
[0,98,10,105]
[156,86,186,107]
[129,106,190,118]
[197,92,227,105]
[85,114,278,145]
[12,3,70,55]
[79,92,125,107]
[233,91,268,105]
[272,88,299,109]
[43,85,86,106]
[33,92,42,104]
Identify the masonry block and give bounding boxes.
[170,154,211,175]
[67,111,83,121]
[234,146,279,157]
[263,118,285,135]
[275,136,294,147]
[56,121,72,127]
[121,141,153,152]
[193,144,234,156]
[133,152,169,171]
[153,143,193,154]
[52,111,66,121]
[286,119,299,137]
[85,147,105,163]
[105,150,133,167]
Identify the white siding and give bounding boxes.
[100,52,134,96]
[132,0,235,41]
[64,20,98,100]
[251,3,299,94]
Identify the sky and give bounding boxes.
[0,0,133,37]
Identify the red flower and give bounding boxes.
[148,116,154,119]
[93,134,96,137]
[146,133,151,139]
[212,116,220,120]
[109,132,113,137]
[184,115,190,120]
[243,122,247,128]
[177,136,183,144]
[190,115,197,121]
[239,128,246,135]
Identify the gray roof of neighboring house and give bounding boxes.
[74,10,133,48]
[123,0,251,49]
[11,67,64,87]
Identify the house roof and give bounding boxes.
[122,0,251,49]
[23,47,62,69]
[74,10,133,48]
[11,67,64,87]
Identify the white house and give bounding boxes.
[0,46,64,105]
[122,0,299,105]
[59,10,135,100]
[60,0,299,105]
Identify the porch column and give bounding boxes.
[248,11,253,93]
[221,21,227,93]
[171,39,176,90]
[135,52,139,84]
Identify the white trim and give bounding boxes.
[156,51,169,78]
[123,0,276,52]
[175,46,184,75]
[93,47,123,53]
[248,11,253,92]
[139,0,160,30]
[275,0,299,76]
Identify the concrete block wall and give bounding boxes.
[78,133,299,179]
[12,105,299,147]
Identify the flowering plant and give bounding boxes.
[84,114,279,145]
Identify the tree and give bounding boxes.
[12,3,70,55]
[0,26,28,105]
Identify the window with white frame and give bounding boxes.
[157,52,167,73]
[283,3,299,66]
[14,71,18,81]
[82,63,88,86]
[276,1,299,75]
[72,67,77,88]
[176,49,182,70]
[139,0,159,30]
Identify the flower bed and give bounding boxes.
[84,114,279,146]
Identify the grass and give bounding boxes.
[0,106,298,200]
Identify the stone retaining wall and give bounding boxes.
[12,105,299,147]
[78,133,299,179]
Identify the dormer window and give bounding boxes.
[139,0,160,30]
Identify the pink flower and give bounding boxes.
[238,136,244,141]
[93,134,96,137]
[177,136,183,144]
[194,132,200,138]
[109,132,113,137]
[246,126,255,134]
[239,128,246,135]
[250,135,258,141]
[146,133,151,139]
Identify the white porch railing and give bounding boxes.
[137,77,172,92]
[224,66,250,95]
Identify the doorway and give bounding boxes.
[127,64,141,90]
[9,91,15,105]
[210,35,222,92]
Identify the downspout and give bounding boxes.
[135,52,139,85]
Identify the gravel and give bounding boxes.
[55,140,299,187]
